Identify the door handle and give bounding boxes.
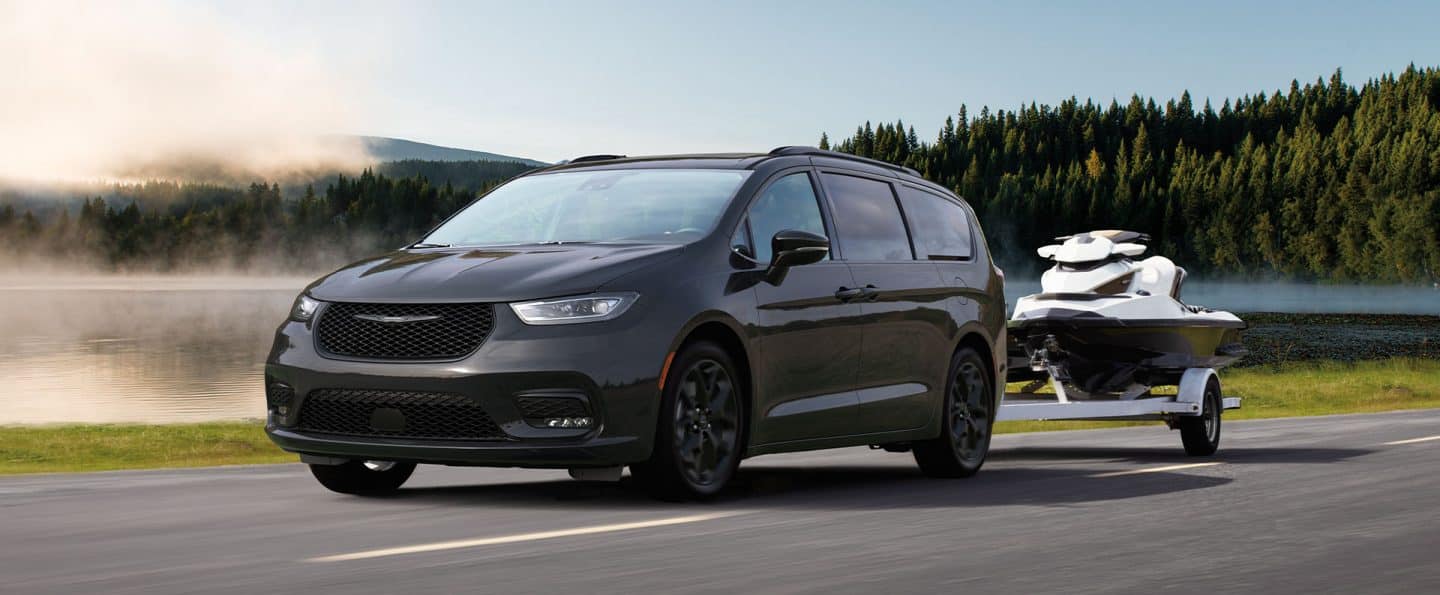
[859,284,880,302]
[834,287,866,302]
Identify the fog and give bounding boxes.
[0,280,301,423]
[0,1,371,184]
[1005,279,1440,315]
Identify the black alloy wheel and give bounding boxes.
[915,348,994,478]
[632,341,744,500]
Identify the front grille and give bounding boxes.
[516,396,590,422]
[315,302,495,360]
[297,389,506,441]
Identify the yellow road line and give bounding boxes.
[1383,435,1440,446]
[307,511,743,563]
[1088,462,1223,478]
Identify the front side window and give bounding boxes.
[820,173,912,261]
[421,169,751,247]
[896,185,974,260]
[746,173,828,263]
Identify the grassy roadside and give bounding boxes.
[997,357,1440,433]
[0,422,295,475]
[3,358,1438,475]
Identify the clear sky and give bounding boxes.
[155,0,1440,162]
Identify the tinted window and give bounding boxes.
[821,173,912,261]
[747,173,828,263]
[730,218,754,259]
[896,185,973,260]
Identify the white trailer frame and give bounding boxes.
[998,367,1241,422]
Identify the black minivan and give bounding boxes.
[265,147,1007,499]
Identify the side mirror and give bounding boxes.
[765,229,829,284]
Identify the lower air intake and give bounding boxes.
[297,389,506,441]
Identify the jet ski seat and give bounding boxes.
[1133,256,1179,297]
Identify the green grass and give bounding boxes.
[996,357,1440,434]
[2,359,1437,475]
[0,422,294,475]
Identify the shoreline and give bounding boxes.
[3,358,1436,476]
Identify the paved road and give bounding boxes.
[4,410,1439,594]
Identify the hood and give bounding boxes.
[306,243,684,303]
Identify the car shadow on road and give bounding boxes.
[993,446,1374,465]
[389,444,1371,509]
[391,463,1234,511]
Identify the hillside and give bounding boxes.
[354,136,546,166]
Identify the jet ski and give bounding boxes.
[1007,230,1246,396]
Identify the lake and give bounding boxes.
[1,275,1436,424]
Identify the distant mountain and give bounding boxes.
[353,136,547,166]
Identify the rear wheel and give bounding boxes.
[309,460,416,496]
[914,348,994,478]
[1179,378,1222,456]
[631,341,744,500]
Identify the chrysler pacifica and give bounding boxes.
[265,146,1007,499]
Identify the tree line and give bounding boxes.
[0,161,533,272]
[823,65,1440,283]
[3,66,1437,281]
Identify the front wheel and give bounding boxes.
[914,348,994,478]
[1179,378,1222,456]
[309,460,416,496]
[631,341,745,501]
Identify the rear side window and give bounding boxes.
[746,173,828,263]
[820,173,912,261]
[896,185,973,260]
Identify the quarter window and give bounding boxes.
[820,173,913,261]
[746,173,828,263]
[896,185,974,260]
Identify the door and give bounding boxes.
[740,170,865,444]
[819,172,951,433]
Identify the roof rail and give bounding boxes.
[564,154,627,164]
[767,146,921,177]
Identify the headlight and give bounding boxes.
[290,294,322,322]
[510,293,638,325]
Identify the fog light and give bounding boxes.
[266,383,294,410]
[544,417,594,429]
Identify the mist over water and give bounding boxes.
[1,275,1435,424]
[1005,280,1440,315]
[1,278,305,424]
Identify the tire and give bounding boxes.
[631,341,745,501]
[914,347,994,478]
[1179,377,1222,456]
[309,460,416,496]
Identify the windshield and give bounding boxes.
[419,169,751,247]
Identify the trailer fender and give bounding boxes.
[1176,368,1218,416]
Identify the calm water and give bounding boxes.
[1,277,305,424]
[1004,280,1440,314]
[1,276,1436,424]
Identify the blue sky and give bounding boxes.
[211,0,1439,162]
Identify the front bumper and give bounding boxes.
[263,302,667,468]
[265,426,646,468]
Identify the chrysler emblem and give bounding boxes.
[354,313,442,324]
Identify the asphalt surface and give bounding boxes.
[4,410,1439,594]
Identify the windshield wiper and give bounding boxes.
[410,242,451,249]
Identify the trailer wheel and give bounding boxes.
[1179,377,1222,456]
